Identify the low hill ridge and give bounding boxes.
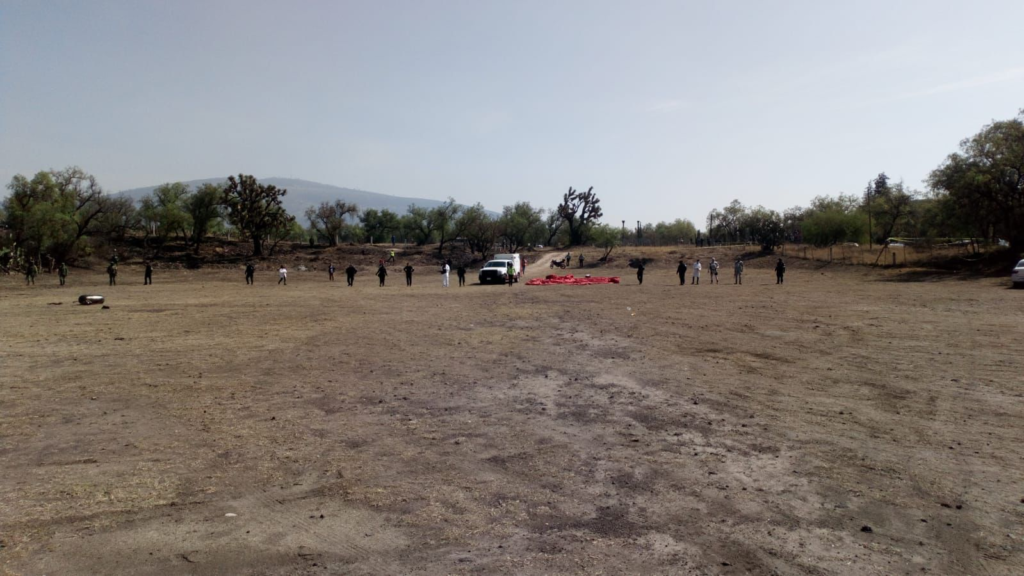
[117,177,495,218]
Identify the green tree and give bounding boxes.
[651,219,696,245]
[3,167,106,265]
[929,110,1024,249]
[914,194,972,243]
[498,201,544,252]
[5,171,66,264]
[403,205,435,246]
[557,186,603,245]
[590,223,621,260]
[740,206,785,252]
[140,182,192,250]
[94,196,141,242]
[222,174,293,257]
[796,194,868,247]
[430,198,463,256]
[782,207,805,242]
[267,219,305,256]
[707,200,746,243]
[457,203,498,256]
[185,183,224,254]
[359,208,401,244]
[800,208,866,247]
[543,209,564,247]
[305,200,358,246]
[872,180,915,243]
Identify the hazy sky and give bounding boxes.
[2,1,1022,226]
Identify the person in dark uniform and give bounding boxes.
[143,261,153,285]
[775,258,786,284]
[676,260,687,285]
[25,262,37,285]
[345,264,357,286]
[328,263,335,282]
[58,262,68,286]
[107,262,117,286]
[403,263,414,286]
[376,264,388,287]
[245,262,255,285]
[456,264,467,287]
[578,253,585,267]
[636,262,645,285]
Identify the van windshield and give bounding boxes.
[485,261,509,268]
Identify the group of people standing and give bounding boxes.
[366,259,468,288]
[20,251,788,289]
[564,251,585,267]
[659,257,787,285]
[268,258,471,288]
[26,252,155,287]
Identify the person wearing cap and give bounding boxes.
[676,260,687,285]
[691,259,701,285]
[734,258,744,284]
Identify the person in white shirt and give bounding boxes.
[691,259,702,285]
[442,261,451,287]
[278,265,288,285]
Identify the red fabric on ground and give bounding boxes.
[526,274,620,286]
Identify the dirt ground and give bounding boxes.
[2,248,1023,575]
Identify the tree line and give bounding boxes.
[702,109,1024,252]
[0,164,698,268]
[3,108,1021,269]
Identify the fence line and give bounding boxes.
[782,243,981,267]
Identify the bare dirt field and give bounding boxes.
[2,248,1023,575]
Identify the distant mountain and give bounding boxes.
[116,177,496,218]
